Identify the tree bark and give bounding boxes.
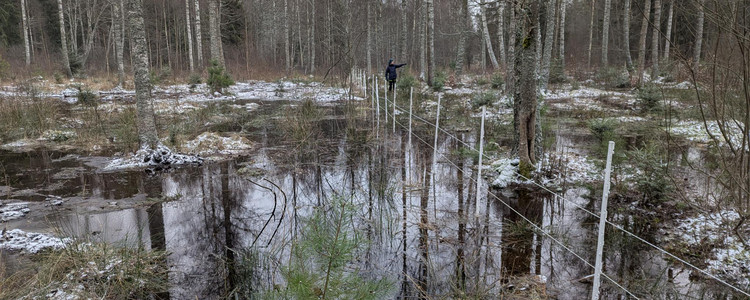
[514,0,540,166]
[194,0,203,67]
[559,0,566,70]
[497,1,506,67]
[126,0,158,148]
[638,0,651,83]
[284,0,290,72]
[663,0,673,61]
[185,0,194,72]
[427,0,435,85]
[506,0,516,96]
[113,0,125,86]
[480,3,499,69]
[310,0,315,74]
[22,0,31,66]
[57,0,72,77]
[454,0,469,76]
[540,0,557,89]
[367,1,372,74]
[587,0,595,69]
[623,0,634,73]
[419,0,426,80]
[694,0,704,67]
[400,0,408,62]
[208,0,224,67]
[651,0,661,77]
[602,0,612,66]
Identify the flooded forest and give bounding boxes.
[0,0,749,299]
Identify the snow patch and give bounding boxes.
[489,158,519,188]
[1,202,31,222]
[0,229,71,253]
[182,132,254,156]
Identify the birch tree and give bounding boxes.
[638,0,651,83]
[514,0,540,168]
[401,0,408,62]
[427,0,435,85]
[419,0,426,80]
[651,0,661,77]
[21,0,30,66]
[497,1,506,67]
[126,0,158,147]
[185,0,194,72]
[367,1,372,74]
[480,2,499,69]
[540,0,557,89]
[284,0,290,72]
[455,0,469,76]
[310,0,315,74]
[57,0,72,77]
[663,0,673,61]
[694,0,704,67]
[601,0,612,66]
[208,0,224,67]
[113,0,124,86]
[506,0,516,95]
[623,0,634,73]
[559,0,567,70]
[194,0,203,67]
[587,0,595,68]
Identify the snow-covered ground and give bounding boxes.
[669,120,746,148]
[182,132,254,156]
[664,210,750,288]
[0,229,71,253]
[1,202,30,222]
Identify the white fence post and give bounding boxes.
[592,141,615,300]
[475,106,486,218]
[431,95,442,205]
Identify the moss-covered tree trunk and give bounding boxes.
[126,0,158,148]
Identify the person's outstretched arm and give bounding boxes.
[396,63,407,68]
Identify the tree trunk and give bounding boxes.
[559,0,566,70]
[623,0,634,73]
[587,0,595,69]
[694,0,704,67]
[602,0,612,66]
[367,1,372,74]
[419,0,426,80]
[57,0,72,77]
[400,0,408,62]
[506,0,516,96]
[22,0,31,66]
[540,0,556,89]
[194,0,203,67]
[514,0,540,167]
[427,0,435,85]
[455,0,468,76]
[208,0,224,67]
[114,0,124,86]
[497,1,506,68]
[284,0,290,72]
[310,0,315,74]
[480,3,499,69]
[126,0,158,148]
[663,0,673,61]
[638,0,651,83]
[651,0,661,77]
[185,0,194,72]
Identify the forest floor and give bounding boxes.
[0,73,747,297]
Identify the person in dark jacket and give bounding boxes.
[385,59,407,92]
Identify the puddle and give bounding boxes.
[0,100,735,298]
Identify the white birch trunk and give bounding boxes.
[208,0,224,67]
[540,0,556,89]
[58,0,72,77]
[559,0,566,70]
[694,0,704,67]
[401,0,408,61]
[506,0,516,95]
[419,0,426,80]
[587,0,595,69]
[602,0,612,66]
[310,0,315,73]
[194,0,203,67]
[427,0,435,84]
[22,0,31,66]
[651,0,661,77]
[185,0,194,72]
[284,0,290,72]
[367,1,372,74]
[114,0,124,86]
[480,3,499,69]
[497,1,506,67]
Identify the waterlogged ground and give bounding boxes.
[0,78,747,298]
